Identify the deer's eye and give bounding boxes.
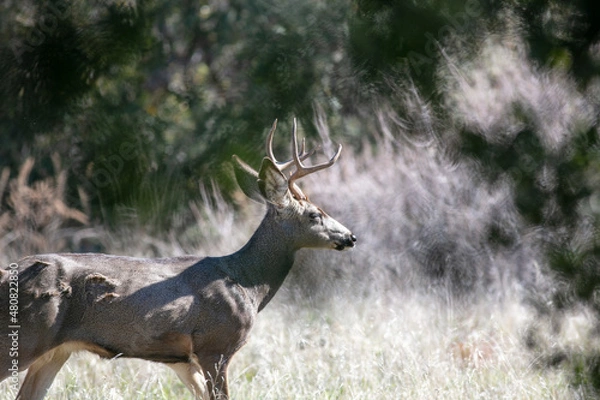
[309,212,322,222]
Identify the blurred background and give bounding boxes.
[1,0,600,396]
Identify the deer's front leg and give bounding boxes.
[16,344,72,400]
[200,355,230,400]
[168,360,208,399]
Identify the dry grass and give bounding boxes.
[0,292,586,399]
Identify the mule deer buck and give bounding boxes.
[0,119,356,399]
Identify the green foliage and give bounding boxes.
[1,1,153,134]
[348,0,485,96]
[1,0,598,226]
[571,352,600,394]
[0,0,360,226]
[517,0,600,82]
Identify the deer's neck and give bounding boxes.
[218,207,296,312]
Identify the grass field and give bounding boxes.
[1,289,589,399]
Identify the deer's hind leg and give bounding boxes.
[16,344,72,400]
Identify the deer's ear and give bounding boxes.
[258,157,290,206]
[232,155,265,203]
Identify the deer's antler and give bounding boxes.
[287,118,342,200]
[265,119,318,171]
[264,118,341,201]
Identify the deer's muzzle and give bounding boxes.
[335,234,357,251]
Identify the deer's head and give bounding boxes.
[233,119,356,251]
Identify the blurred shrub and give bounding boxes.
[0,155,89,260]
[440,26,600,389]
[281,109,537,303]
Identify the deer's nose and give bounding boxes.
[345,234,357,248]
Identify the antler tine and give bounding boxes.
[288,118,342,200]
[265,118,317,171]
[265,119,279,162]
